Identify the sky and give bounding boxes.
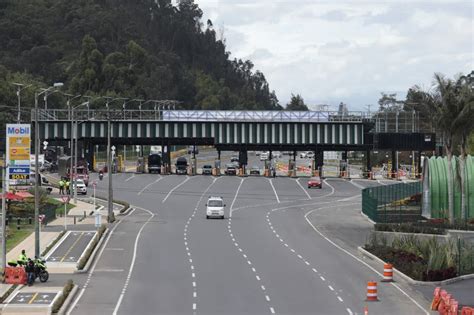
[191,0,473,111]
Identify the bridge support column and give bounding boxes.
[365,150,372,179]
[340,151,348,178]
[416,151,422,179]
[315,150,323,178]
[84,141,94,172]
[215,150,221,176]
[391,150,398,179]
[290,151,297,178]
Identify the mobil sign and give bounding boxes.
[6,124,31,182]
[7,125,30,136]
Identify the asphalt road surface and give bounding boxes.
[69,171,430,315]
[46,231,96,263]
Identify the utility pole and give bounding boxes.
[34,92,40,258]
[2,154,7,269]
[107,112,115,223]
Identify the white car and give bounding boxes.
[73,179,87,195]
[206,196,225,219]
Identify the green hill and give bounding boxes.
[0,0,280,115]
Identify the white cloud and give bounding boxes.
[195,0,473,110]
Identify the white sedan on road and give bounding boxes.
[73,179,87,195]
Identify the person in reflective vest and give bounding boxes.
[17,249,27,266]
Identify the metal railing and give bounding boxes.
[362,181,423,223]
[33,109,371,123]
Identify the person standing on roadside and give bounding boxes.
[59,178,65,194]
[25,258,35,286]
[65,180,70,194]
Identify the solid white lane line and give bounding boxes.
[162,176,190,203]
[125,174,135,182]
[296,178,312,199]
[229,178,245,217]
[268,178,280,203]
[113,207,155,315]
[68,209,138,315]
[137,176,162,195]
[304,205,429,315]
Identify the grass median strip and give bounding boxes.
[52,279,74,314]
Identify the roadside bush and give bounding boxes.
[374,223,445,235]
[365,232,469,281]
[77,224,107,270]
[52,279,74,313]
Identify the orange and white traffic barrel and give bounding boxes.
[366,281,378,301]
[382,263,393,282]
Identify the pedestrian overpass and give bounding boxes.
[35,109,435,175]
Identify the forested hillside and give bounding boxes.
[0,0,281,113]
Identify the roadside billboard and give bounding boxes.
[6,124,31,183]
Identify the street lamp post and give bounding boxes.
[12,83,32,124]
[64,94,81,202]
[34,82,63,257]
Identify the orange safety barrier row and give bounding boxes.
[431,287,469,315]
[4,267,27,285]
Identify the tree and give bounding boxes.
[453,74,474,221]
[378,92,404,111]
[286,94,308,111]
[428,74,464,224]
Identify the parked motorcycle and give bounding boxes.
[34,258,49,283]
[99,171,104,181]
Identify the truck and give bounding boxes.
[175,157,188,175]
[148,154,162,174]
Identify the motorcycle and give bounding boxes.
[99,171,104,181]
[34,258,49,283]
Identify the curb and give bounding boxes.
[360,211,376,225]
[357,246,474,285]
[75,228,109,274]
[57,284,78,315]
[118,205,132,216]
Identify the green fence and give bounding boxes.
[362,181,422,223]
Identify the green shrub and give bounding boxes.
[77,224,107,270]
[52,279,74,313]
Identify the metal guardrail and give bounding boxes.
[33,109,371,123]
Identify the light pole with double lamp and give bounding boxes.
[12,83,32,124]
[34,82,63,257]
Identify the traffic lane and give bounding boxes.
[47,231,95,263]
[298,203,428,314]
[270,177,309,202]
[71,209,152,315]
[188,177,271,315]
[325,178,362,198]
[230,182,350,315]
[230,177,279,211]
[118,176,214,315]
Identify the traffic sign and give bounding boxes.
[92,181,97,187]
[39,214,46,223]
[61,195,70,204]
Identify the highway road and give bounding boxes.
[68,155,430,315]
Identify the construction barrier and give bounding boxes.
[431,287,442,310]
[4,267,27,285]
[381,263,393,282]
[461,306,474,315]
[364,306,368,315]
[366,281,378,301]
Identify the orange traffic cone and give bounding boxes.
[366,281,378,301]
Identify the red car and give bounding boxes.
[307,176,322,189]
